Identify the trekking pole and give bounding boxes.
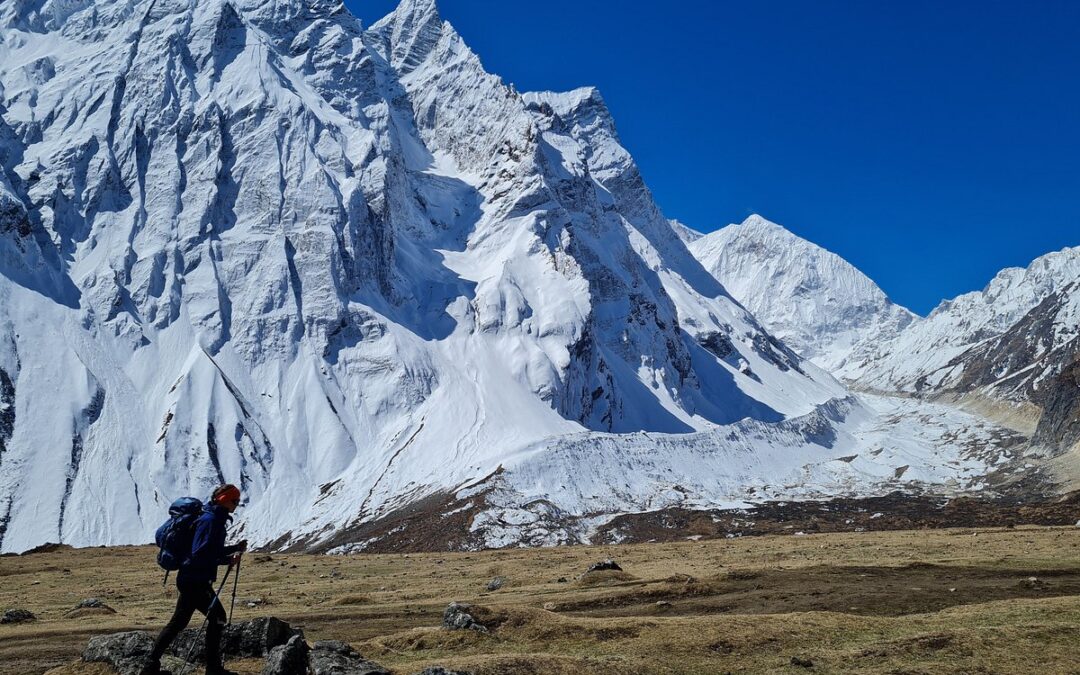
[175,566,233,675]
[228,554,241,626]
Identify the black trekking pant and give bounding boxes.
[149,581,227,666]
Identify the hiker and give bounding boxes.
[142,484,248,675]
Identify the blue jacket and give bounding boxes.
[177,504,239,584]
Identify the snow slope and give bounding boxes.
[688,215,916,372]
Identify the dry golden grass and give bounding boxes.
[1,526,1078,674]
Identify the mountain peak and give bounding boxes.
[738,213,788,233]
[391,0,441,23]
[689,215,915,370]
[370,0,447,74]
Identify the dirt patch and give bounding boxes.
[594,490,1080,545]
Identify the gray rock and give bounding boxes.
[262,635,310,675]
[485,576,505,591]
[0,608,35,624]
[169,616,303,662]
[83,631,154,675]
[584,559,622,574]
[442,602,487,632]
[310,640,390,675]
[76,597,106,608]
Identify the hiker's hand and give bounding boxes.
[230,553,243,566]
[236,539,248,552]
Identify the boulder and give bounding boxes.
[170,616,303,662]
[83,631,155,675]
[442,603,486,632]
[76,598,107,608]
[310,640,390,675]
[485,576,505,591]
[0,608,36,624]
[584,559,622,574]
[262,635,310,675]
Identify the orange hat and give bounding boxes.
[213,484,241,506]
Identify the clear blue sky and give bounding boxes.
[346,0,1079,315]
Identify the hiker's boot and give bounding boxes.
[138,660,161,675]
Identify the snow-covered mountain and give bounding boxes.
[0,0,863,553]
[687,215,916,372]
[840,247,1080,454]
[0,0,1046,554]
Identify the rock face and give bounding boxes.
[686,214,916,372]
[0,0,851,554]
[309,640,390,675]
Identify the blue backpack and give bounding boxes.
[154,497,203,572]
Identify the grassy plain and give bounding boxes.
[2,526,1079,674]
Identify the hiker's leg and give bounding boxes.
[148,586,199,662]
[191,582,228,668]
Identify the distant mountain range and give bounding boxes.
[0,0,1074,554]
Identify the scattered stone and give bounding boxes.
[442,602,487,632]
[310,640,390,675]
[414,668,473,675]
[556,577,568,583]
[76,598,107,608]
[790,656,814,668]
[584,559,622,574]
[65,598,118,617]
[83,631,154,675]
[655,601,673,610]
[1,608,36,624]
[254,555,274,564]
[542,602,557,611]
[262,634,310,675]
[486,576,505,591]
